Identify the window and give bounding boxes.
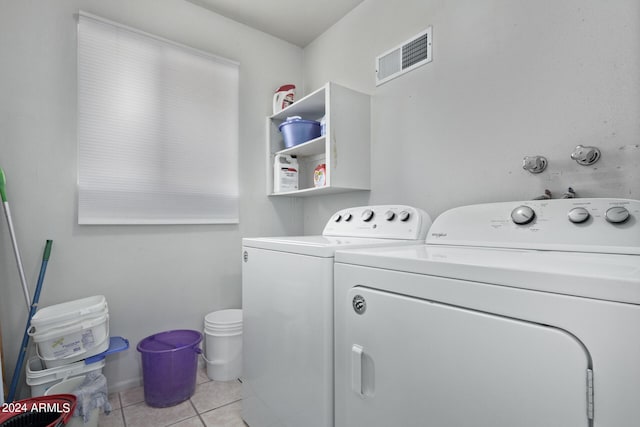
[77,12,239,224]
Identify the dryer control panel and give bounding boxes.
[323,205,432,240]
[427,198,640,255]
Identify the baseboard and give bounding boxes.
[108,377,142,394]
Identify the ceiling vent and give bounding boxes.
[375,27,432,86]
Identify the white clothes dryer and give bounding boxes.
[242,205,432,427]
[334,198,640,427]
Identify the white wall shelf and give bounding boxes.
[267,82,371,197]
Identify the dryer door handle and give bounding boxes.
[351,344,364,396]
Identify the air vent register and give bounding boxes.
[376,27,432,86]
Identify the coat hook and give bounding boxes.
[532,189,552,200]
[562,187,576,199]
[571,145,601,166]
[522,156,548,174]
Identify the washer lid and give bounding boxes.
[242,235,419,257]
[335,244,640,304]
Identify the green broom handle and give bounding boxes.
[0,167,6,202]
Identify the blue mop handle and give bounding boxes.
[30,240,52,317]
[7,239,52,402]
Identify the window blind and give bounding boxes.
[77,12,239,224]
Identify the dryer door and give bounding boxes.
[344,286,591,427]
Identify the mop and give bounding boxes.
[1,167,31,401]
[0,168,51,402]
[0,168,31,310]
[7,240,53,402]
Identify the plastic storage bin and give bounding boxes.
[26,356,105,397]
[26,337,128,396]
[30,296,108,330]
[33,315,109,368]
[278,116,321,148]
[203,309,242,381]
[137,330,203,408]
[29,295,110,368]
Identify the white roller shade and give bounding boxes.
[77,12,239,224]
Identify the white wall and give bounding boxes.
[0,0,304,395]
[302,0,640,233]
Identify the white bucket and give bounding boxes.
[26,356,105,397]
[44,375,99,427]
[29,296,110,368]
[203,309,242,381]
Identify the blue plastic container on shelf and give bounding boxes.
[279,116,321,148]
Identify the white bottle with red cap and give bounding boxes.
[273,84,296,114]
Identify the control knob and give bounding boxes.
[398,211,411,222]
[384,210,396,221]
[344,213,353,222]
[605,206,630,224]
[333,214,342,222]
[567,207,590,224]
[361,209,374,222]
[511,205,535,225]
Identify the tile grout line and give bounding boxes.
[118,392,127,427]
[188,398,207,427]
[198,397,242,416]
[113,371,241,426]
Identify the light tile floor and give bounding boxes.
[98,365,246,427]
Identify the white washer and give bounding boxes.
[334,198,640,427]
[241,205,432,427]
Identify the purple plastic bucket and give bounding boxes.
[137,330,203,407]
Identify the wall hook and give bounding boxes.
[532,189,552,200]
[522,156,548,174]
[571,145,601,166]
[562,187,576,199]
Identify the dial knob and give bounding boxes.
[398,211,411,222]
[333,214,342,222]
[511,205,535,225]
[605,206,630,224]
[361,209,374,222]
[384,210,396,221]
[343,213,353,222]
[568,207,590,224]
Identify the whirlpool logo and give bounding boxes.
[431,232,447,238]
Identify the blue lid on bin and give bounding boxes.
[84,336,130,364]
[137,330,203,353]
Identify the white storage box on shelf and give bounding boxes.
[28,295,110,368]
[26,356,105,397]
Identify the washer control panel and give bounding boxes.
[428,198,640,255]
[323,205,432,240]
